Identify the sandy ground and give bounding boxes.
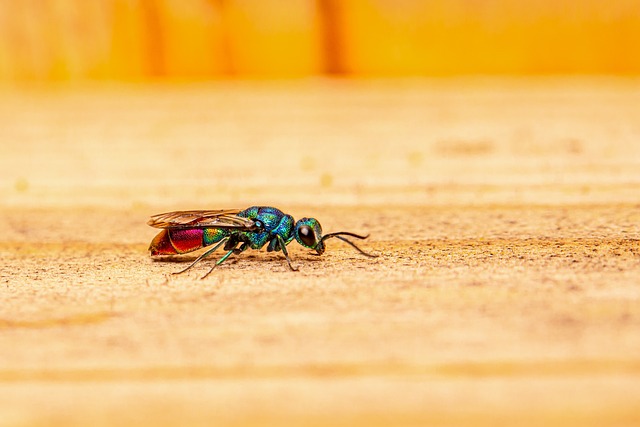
[1,78,640,426]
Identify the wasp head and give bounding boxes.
[294,218,325,254]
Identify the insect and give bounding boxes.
[148,206,377,278]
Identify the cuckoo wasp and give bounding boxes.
[148,206,377,278]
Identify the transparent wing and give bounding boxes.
[147,209,258,230]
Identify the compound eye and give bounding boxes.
[298,225,316,248]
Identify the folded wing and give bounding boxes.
[147,209,258,231]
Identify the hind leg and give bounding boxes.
[172,237,229,275]
[201,243,247,279]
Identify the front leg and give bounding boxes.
[276,235,299,271]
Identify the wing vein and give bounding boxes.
[148,209,257,231]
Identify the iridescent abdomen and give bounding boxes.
[149,227,228,255]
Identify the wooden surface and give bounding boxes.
[3,1,640,79]
[1,78,640,426]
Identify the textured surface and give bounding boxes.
[1,78,640,426]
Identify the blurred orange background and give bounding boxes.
[1,0,639,81]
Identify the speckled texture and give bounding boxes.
[1,79,640,427]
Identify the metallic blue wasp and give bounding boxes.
[148,206,377,278]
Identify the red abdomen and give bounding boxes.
[149,229,204,255]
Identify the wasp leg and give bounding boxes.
[201,246,242,279]
[277,235,299,271]
[233,242,249,255]
[172,237,229,275]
